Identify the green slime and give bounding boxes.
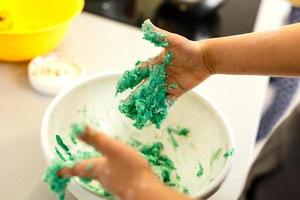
[116,66,150,94]
[139,142,179,186]
[196,162,204,177]
[43,159,73,200]
[167,126,190,137]
[141,19,168,47]
[55,146,66,162]
[56,135,74,161]
[223,148,235,158]
[116,19,172,129]
[166,126,190,148]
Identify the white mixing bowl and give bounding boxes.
[41,72,235,199]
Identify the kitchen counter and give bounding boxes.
[0,1,289,198]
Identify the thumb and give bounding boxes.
[150,22,185,49]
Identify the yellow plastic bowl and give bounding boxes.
[0,0,84,61]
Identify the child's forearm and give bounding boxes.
[202,23,300,76]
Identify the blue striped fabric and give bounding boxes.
[256,7,300,141]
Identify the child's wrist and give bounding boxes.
[195,40,216,75]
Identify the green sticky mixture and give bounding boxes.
[210,148,223,166]
[141,19,168,47]
[167,126,190,137]
[43,159,73,200]
[177,128,190,136]
[138,142,179,187]
[223,148,235,158]
[116,19,172,129]
[56,135,74,161]
[168,131,179,148]
[166,127,179,148]
[197,162,204,177]
[55,146,66,162]
[116,66,150,94]
[182,187,189,194]
[79,177,92,184]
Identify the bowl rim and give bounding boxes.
[41,71,235,199]
[0,0,84,35]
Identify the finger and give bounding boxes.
[137,53,164,69]
[79,126,129,157]
[152,25,180,49]
[58,157,107,179]
[153,25,171,38]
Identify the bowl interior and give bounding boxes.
[0,0,83,32]
[43,74,233,198]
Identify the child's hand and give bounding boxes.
[143,27,212,98]
[58,126,161,199]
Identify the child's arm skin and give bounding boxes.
[150,23,300,97]
[58,126,192,200]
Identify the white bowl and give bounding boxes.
[41,72,235,200]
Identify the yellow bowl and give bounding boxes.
[0,0,84,61]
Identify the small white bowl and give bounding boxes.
[28,53,84,96]
[41,72,235,200]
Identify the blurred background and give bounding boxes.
[84,0,261,40]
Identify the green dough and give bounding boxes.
[55,146,66,161]
[223,148,235,158]
[116,19,172,129]
[43,159,73,200]
[139,142,179,187]
[167,126,190,137]
[116,66,150,94]
[56,135,74,161]
[167,130,179,148]
[79,177,92,184]
[141,19,168,47]
[177,128,190,136]
[196,162,204,177]
[182,187,189,194]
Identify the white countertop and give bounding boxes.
[0,1,289,198]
